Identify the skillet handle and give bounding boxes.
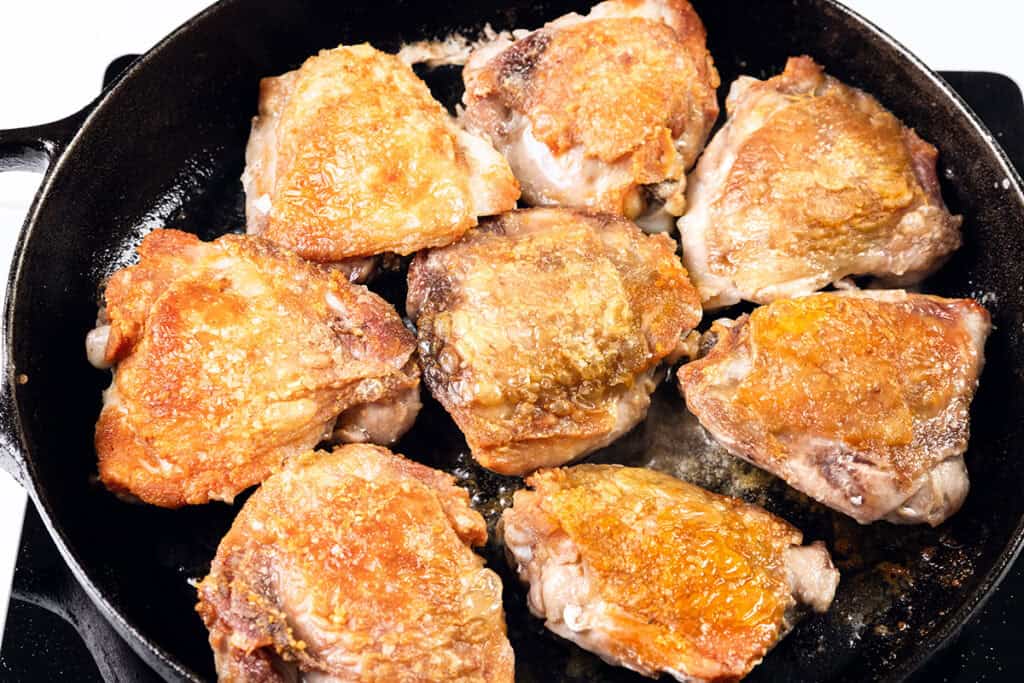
[0,110,90,173]
[12,507,161,682]
[14,570,162,683]
[0,108,92,484]
[0,55,161,683]
[0,54,139,173]
[0,112,91,486]
[0,109,88,485]
[0,53,140,484]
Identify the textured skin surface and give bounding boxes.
[196,445,513,682]
[678,290,990,524]
[244,44,519,262]
[502,465,837,682]
[93,230,419,507]
[680,57,962,308]
[460,0,718,223]
[12,0,1024,679]
[407,208,702,475]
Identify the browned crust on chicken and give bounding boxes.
[197,445,512,682]
[407,208,702,475]
[680,56,962,308]
[94,229,419,507]
[245,44,519,262]
[502,465,835,681]
[677,291,990,524]
[461,0,719,218]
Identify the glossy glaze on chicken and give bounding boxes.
[88,229,420,507]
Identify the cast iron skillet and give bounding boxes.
[1,0,1024,680]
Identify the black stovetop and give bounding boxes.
[1,71,1023,682]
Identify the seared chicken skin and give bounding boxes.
[678,291,990,525]
[502,465,839,682]
[197,445,513,682]
[244,43,519,271]
[407,208,702,475]
[87,230,419,507]
[460,0,719,231]
[680,56,962,308]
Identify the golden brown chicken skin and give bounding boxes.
[407,208,702,476]
[502,465,839,682]
[87,229,419,508]
[678,290,990,525]
[460,0,719,231]
[196,445,513,682]
[680,56,962,308]
[243,43,519,267]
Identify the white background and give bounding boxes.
[0,0,1022,649]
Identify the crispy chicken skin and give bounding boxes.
[460,0,719,231]
[196,445,513,682]
[243,44,519,267]
[680,56,962,308]
[407,208,702,475]
[678,291,990,525]
[501,465,839,682]
[88,229,419,507]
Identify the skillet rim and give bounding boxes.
[3,0,1024,680]
[791,4,1024,677]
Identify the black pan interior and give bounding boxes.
[7,0,1024,680]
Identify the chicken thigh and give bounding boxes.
[197,445,513,682]
[407,208,702,475]
[678,290,990,525]
[243,43,519,273]
[680,56,962,308]
[460,0,719,231]
[87,229,420,507]
[501,464,838,682]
